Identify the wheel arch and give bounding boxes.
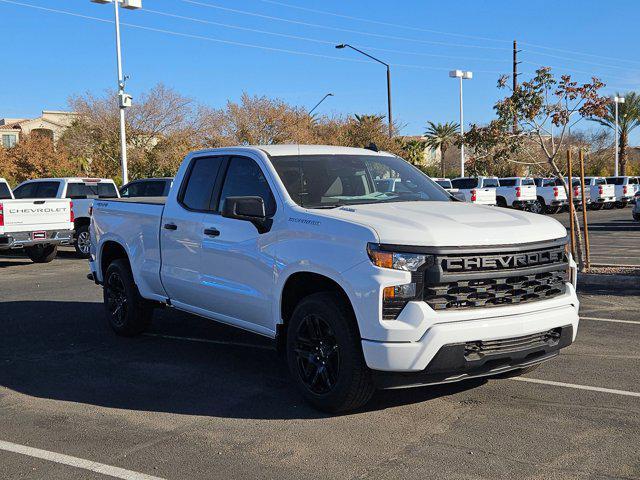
[99,240,130,280]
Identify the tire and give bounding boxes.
[25,244,57,263]
[530,198,544,215]
[615,201,627,209]
[633,213,640,222]
[74,224,91,259]
[590,203,604,211]
[496,197,508,208]
[103,259,153,336]
[286,292,374,413]
[495,363,540,379]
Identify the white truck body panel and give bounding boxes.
[584,177,615,205]
[90,145,579,392]
[496,177,536,209]
[450,177,497,205]
[606,176,640,203]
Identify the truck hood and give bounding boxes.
[314,201,567,247]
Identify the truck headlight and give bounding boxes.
[367,243,434,271]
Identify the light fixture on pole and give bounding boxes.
[90,0,142,185]
[449,70,473,177]
[613,95,625,177]
[308,93,334,115]
[335,44,393,138]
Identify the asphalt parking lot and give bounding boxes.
[0,209,638,480]
[551,206,640,266]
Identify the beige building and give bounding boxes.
[0,110,77,148]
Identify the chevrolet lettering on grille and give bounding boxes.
[443,249,564,272]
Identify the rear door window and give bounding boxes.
[14,181,61,198]
[499,179,516,187]
[180,156,226,211]
[0,182,12,199]
[482,178,499,188]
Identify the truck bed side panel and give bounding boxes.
[92,200,167,301]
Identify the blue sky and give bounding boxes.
[2,0,640,141]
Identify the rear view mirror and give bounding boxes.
[222,196,271,233]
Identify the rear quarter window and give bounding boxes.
[0,182,12,199]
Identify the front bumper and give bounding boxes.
[0,229,74,250]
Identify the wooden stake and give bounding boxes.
[567,150,576,260]
[579,150,590,270]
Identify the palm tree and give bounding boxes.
[423,121,459,177]
[589,92,640,176]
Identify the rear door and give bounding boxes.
[160,155,226,309]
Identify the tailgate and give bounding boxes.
[519,185,536,201]
[1,199,73,233]
[602,185,615,197]
[474,188,496,204]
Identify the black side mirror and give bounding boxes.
[222,196,271,233]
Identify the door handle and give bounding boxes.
[164,223,178,231]
[204,228,220,237]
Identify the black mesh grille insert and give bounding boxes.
[464,328,562,360]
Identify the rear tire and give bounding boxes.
[530,199,544,214]
[633,212,640,222]
[286,292,374,413]
[496,197,508,208]
[74,224,91,259]
[103,259,153,336]
[25,244,57,263]
[589,203,603,211]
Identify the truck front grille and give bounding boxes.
[422,242,568,311]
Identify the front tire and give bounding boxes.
[286,292,374,413]
[25,244,57,263]
[74,224,91,259]
[103,259,153,336]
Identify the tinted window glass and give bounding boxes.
[521,178,535,186]
[15,181,60,198]
[144,180,169,196]
[631,177,639,185]
[435,180,452,189]
[66,182,118,199]
[220,157,276,215]
[0,182,12,199]
[482,178,499,188]
[181,157,224,211]
[451,178,478,189]
[499,179,516,187]
[593,178,606,185]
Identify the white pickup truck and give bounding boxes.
[496,177,537,210]
[90,145,579,412]
[532,178,568,215]
[606,176,639,208]
[0,181,73,263]
[583,177,615,210]
[13,177,119,258]
[450,177,498,205]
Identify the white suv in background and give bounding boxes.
[450,177,498,205]
[13,177,119,257]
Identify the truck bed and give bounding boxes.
[108,197,167,205]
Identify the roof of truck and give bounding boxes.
[193,145,396,157]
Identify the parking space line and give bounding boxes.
[143,332,275,350]
[510,378,640,398]
[581,316,640,325]
[0,440,166,480]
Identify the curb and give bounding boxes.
[577,273,640,289]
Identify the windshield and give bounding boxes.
[270,154,451,208]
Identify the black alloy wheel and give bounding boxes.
[105,270,128,328]
[293,314,341,395]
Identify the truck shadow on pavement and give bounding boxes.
[0,301,486,419]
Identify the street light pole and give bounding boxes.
[614,95,625,177]
[308,93,334,115]
[449,70,473,177]
[335,44,393,138]
[91,0,141,184]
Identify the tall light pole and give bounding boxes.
[614,95,625,177]
[335,44,393,138]
[449,70,473,177]
[91,0,141,184]
[308,93,334,115]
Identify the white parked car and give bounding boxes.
[583,177,615,210]
[450,177,498,205]
[13,177,119,257]
[496,177,537,210]
[90,145,578,412]
[532,178,568,214]
[605,176,639,208]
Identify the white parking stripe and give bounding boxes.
[0,440,166,480]
[581,316,640,325]
[510,378,640,398]
[143,332,275,350]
